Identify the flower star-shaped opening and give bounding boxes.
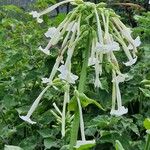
[39,46,50,55]
[29,11,43,23]
[110,106,128,116]
[123,56,137,66]
[128,36,141,50]
[58,65,78,84]
[19,115,36,124]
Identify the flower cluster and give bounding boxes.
[19,0,141,148]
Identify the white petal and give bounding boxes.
[88,57,97,66]
[74,140,96,149]
[123,56,137,66]
[112,74,128,83]
[41,78,50,84]
[29,11,40,18]
[45,27,57,38]
[69,73,78,83]
[37,18,43,23]
[128,36,141,50]
[19,115,36,124]
[66,21,77,32]
[94,78,102,88]
[110,106,128,116]
[58,65,67,74]
[39,46,50,55]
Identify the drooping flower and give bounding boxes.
[19,115,36,124]
[29,0,75,23]
[41,78,50,84]
[123,56,137,66]
[110,71,128,116]
[58,65,78,84]
[128,36,141,50]
[39,46,50,55]
[61,84,70,137]
[19,85,50,124]
[74,140,96,149]
[29,11,43,23]
[96,41,120,53]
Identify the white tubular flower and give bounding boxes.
[123,56,137,66]
[94,53,102,88]
[128,36,141,50]
[19,85,50,124]
[61,85,70,137]
[110,106,128,116]
[45,27,58,38]
[112,17,141,52]
[110,72,128,116]
[41,78,50,84]
[88,38,97,66]
[29,0,74,23]
[39,46,50,55]
[94,8,103,44]
[74,140,96,149]
[58,65,78,84]
[29,11,43,23]
[96,41,120,53]
[76,95,86,141]
[19,115,36,124]
[88,57,97,66]
[66,21,78,32]
[112,73,128,83]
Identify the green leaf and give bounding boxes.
[68,93,104,111]
[139,88,150,98]
[4,145,23,150]
[79,93,104,110]
[44,138,58,149]
[115,140,125,150]
[144,118,150,130]
[37,129,52,138]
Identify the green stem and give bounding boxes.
[145,133,150,150]
[69,31,91,150]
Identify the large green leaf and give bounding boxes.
[68,92,104,111]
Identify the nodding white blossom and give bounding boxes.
[123,56,137,66]
[66,21,78,32]
[45,27,58,38]
[41,78,50,84]
[19,85,50,124]
[96,41,120,53]
[112,17,141,52]
[29,0,74,23]
[61,85,70,137]
[94,53,102,88]
[112,73,128,83]
[88,57,97,66]
[110,71,128,116]
[39,46,50,55]
[19,115,36,124]
[74,140,96,149]
[58,65,78,84]
[128,36,141,50]
[29,11,43,23]
[88,37,97,66]
[110,106,128,116]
